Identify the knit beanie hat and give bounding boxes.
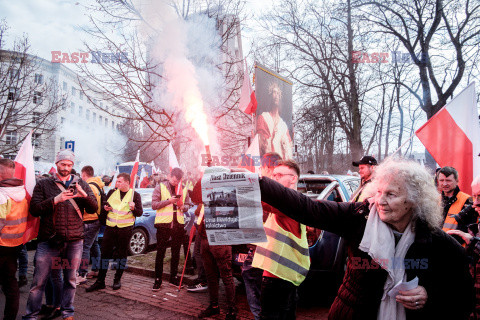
[55,150,75,164]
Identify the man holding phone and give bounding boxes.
[151,167,189,290]
[24,150,98,320]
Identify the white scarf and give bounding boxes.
[359,204,415,320]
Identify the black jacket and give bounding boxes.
[30,175,98,242]
[259,177,474,320]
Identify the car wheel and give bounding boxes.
[129,228,148,255]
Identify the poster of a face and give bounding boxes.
[255,64,293,160]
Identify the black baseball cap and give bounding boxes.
[352,156,378,167]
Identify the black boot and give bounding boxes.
[86,280,106,292]
[198,304,220,318]
[112,277,121,290]
[225,306,237,320]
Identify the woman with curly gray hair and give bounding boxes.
[257,158,473,320]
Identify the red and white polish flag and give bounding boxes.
[238,134,261,174]
[14,131,39,243]
[130,150,140,189]
[416,82,480,194]
[168,142,180,172]
[239,59,257,115]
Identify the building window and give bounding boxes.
[111,120,114,129]
[71,87,76,96]
[8,87,18,100]
[86,109,90,120]
[105,118,108,126]
[61,98,67,110]
[32,133,41,147]
[4,155,16,160]
[61,117,65,124]
[60,137,65,149]
[71,102,75,113]
[34,156,40,161]
[5,131,17,145]
[9,69,19,81]
[99,115,103,124]
[32,112,41,124]
[93,112,96,122]
[33,91,42,104]
[79,91,83,100]
[78,106,83,117]
[63,81,67,90]
[34,73,44,84]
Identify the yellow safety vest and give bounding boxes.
[0,198,29,247]
[252,214,310,286]
[442,191,471,232]
[154,183,186,225]
[106,189,135,228]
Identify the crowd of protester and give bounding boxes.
[1,150,480,320]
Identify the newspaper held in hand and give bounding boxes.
[201,167,267,245]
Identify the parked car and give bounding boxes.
[297,174,360,305]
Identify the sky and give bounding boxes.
[0,0,272,61]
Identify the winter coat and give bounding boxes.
[259,177,474,320]
[30,175,98,242]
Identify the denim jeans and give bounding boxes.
[18,244,28,278]
[193,228,206,283]
[79,220,101,276]
[23,239,83,320]
[90,235,101,271]
[242,248,263,320]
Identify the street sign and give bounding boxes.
[65,140,75,152]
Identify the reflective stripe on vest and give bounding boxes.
[106,189,135,228]
[0,198,29,247]
[442,191,470,232]
[252,215,310,286]
[155,183,185,225]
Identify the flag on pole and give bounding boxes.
[110,168,119,189]
[415,82,480,194]
[168,142,180,171]
[14,131,39,243]
[239,59,257,115]
[139,167,148,188]
[238,134,261,173]
[48,164,56,175]
[130,150,140,189]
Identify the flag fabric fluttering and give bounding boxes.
[415,82,480,194]
[14,131,39,243]
[238,134,261,173]
[110,168,119,189]
[130,150,140,189]
[168,142,180,171]
[138,167,148,188]
[239,59,257,115]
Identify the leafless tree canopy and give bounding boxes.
[0,20,65,157]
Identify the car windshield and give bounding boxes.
[297,179,331,195]
[139,190,152,207]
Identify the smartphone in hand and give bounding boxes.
[68,182,77,195]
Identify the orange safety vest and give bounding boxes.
[442,191,471,232]
[0,198,29,247]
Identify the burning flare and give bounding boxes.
[184,90,209,146]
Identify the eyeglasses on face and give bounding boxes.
[272,173,295,179]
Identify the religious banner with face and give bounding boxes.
[254,64,293,160]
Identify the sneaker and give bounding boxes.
[225,307,237,320]
[76,275,87,286]
[18,275,28,288]
[169,276,182,288]
[86,270,99,279]
[186,282,208,292]
[39,304,55,316]
[152,278,162,292]
[198,304,220,318]
[86,281,106,292]
[42,307,61,320]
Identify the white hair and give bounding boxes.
[365,157,443,230]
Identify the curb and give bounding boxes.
[125,265,197,286]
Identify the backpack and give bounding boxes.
[89,181,108,225]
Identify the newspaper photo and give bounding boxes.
[202,169,267,245]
